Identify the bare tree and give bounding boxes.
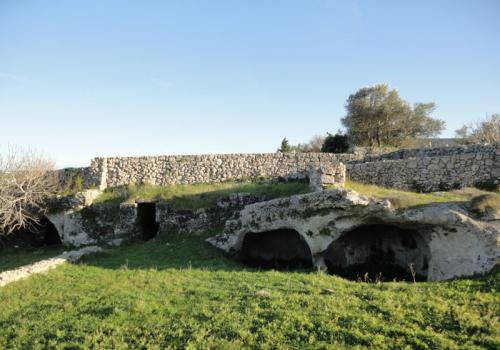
[455,114,500,144]
[0,147,58,235]
[294,135,326,153]
[307,135,326,152]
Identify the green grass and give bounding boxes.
[343,179,499,209]
[94,181,310,210]
[0,234,498,349]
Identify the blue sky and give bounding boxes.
[1,0,499,168]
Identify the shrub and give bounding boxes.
[321,133,350,153]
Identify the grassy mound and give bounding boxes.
[93,181,310,210]
[0,234,498,349]
[344,180,499,209]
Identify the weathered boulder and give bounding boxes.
[308,163,346,192]
[207,189,499,281]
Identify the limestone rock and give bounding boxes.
[207,189,499,281]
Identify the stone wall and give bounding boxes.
[87,153,356,189]
[78,143,499,192]
[348,143,499,192]
[352,143,497,163]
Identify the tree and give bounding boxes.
[341,84,445,147]
[455,114,500,144]
[0,147,58,235]
[305,135,325,152]
[321,133,350,153]
[294,135,326,153]
[278,138,292,153]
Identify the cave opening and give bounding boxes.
[137,202,159,240]
[38,217,62,245]
[324,224,430,282]
[25,217,62,246]
[239,229,313,270]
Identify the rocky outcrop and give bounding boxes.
[157,193,266,235]
[208,189,499,281]
[47,192,273,246]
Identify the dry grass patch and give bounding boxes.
[470,194,500,214]
[344,180,497,209]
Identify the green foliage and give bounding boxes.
[94,181,310,210]
[278,137,292,153]
[474,181,500,193]
[321,133,350,153]
[58,169,86,196]
[73,176,84,193]
[0,235,498,349]
[342,84,445,147]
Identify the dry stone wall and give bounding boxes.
[348,143,499,192]
[79,143,499,193]
[87,153,356,189]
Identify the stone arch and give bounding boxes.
[238,228,313,269]
[323,224,431,281]
[25,215,63,246]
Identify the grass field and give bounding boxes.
[0,234,498,349]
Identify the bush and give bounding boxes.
[321,133,350,153]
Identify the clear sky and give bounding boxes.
[1,0,499,168]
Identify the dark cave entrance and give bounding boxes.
[137,202,159,240]
[32,217,62,246]
[0,216,62,250]
[324,224,430,282]
[239,229,313,270]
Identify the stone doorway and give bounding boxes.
[137,202,159,240]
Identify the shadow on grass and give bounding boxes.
[78,232,318,274]
[78,232,243,271]
[0,245,66,273]
[75,234,500,292]
[76,232,500,294]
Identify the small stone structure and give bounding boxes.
[309,163,346,191]
[208,189,499,281]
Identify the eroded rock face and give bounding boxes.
[207,189,499,281]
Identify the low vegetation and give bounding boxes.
[470,194,500,215]
[0,234,498,349]
[93,180,310,210]
[343,180,499,209]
